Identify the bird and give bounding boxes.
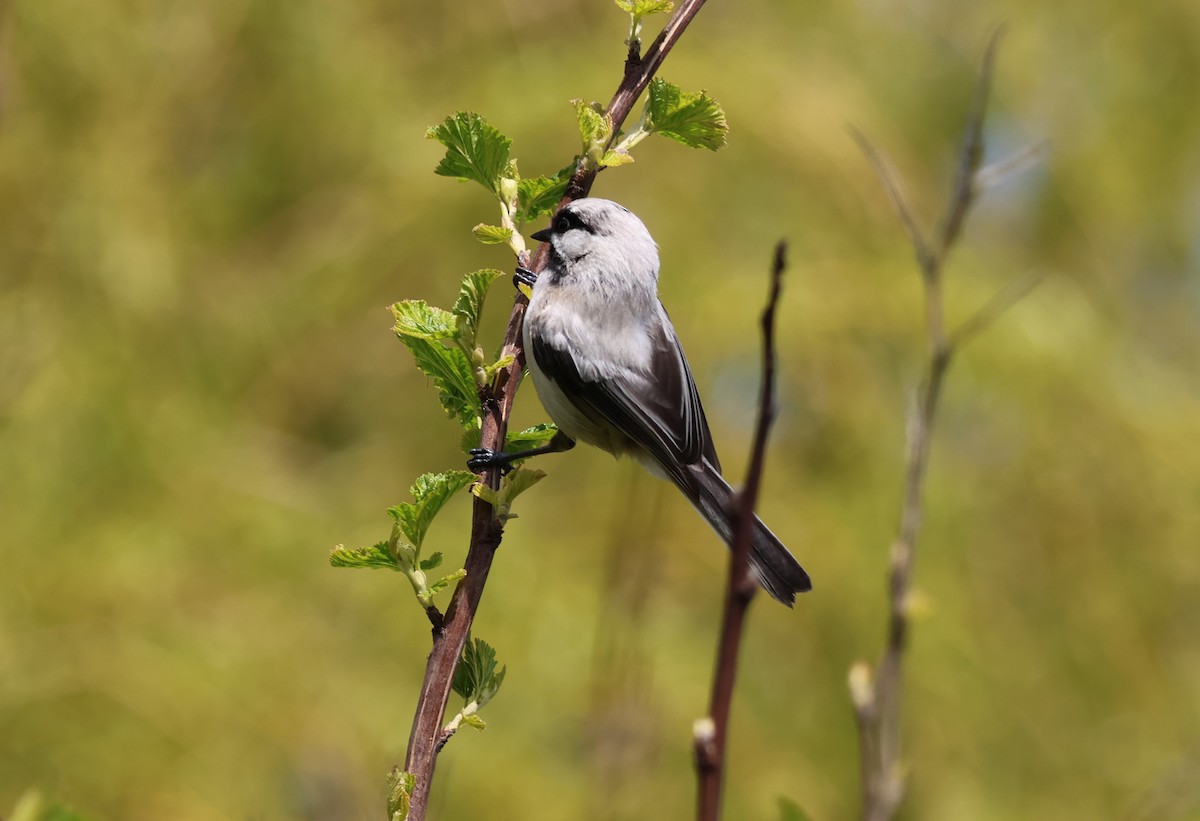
[468,197,811,605]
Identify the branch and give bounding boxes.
[399,3,711,818]
[694,241,787,821]
[851,30,1043,821]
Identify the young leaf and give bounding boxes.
[452,269,504,351]
[517,167,573,223]
[391,300,459,341]
[505,422,559,452]
[472,467,547,523]
[330,541,399,570]
[600,148,634,167]
[389,470,477,550]
[419,552,444,571]
[501,468,546,506]
[427,568,467,598]
[427,112,512,195]
[460,420,483,453]
[573,99,614,157]
[398,337,479,427]
[646,78,728,150]
[452,637,506,706]
[614,0,674,14]
[460,713,487,730]
[472,224,513,245]
[482,353,516,384]
[386,769,416,821]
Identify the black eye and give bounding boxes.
[552,209,593,235]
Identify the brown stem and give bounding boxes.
[695,242,788,821]
[852,29,1041,821]
[399,3,711,818]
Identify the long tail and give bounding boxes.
[686,462,812,606]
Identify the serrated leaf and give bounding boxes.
[387,769,416,821]
[452,269,504,350]
[472,224,513,245]
[399,337,479,427]
[330,541,399,570]
[419,552,444,571]
[477,665,506,707]
[614,0,674,13]
[646,78,728,150]
[500,467,546,506]
[471,482,498,505]
[516,167,573,222]
[572,99,613,150]
[388,471,476,550]
[391,300,459,341]
[599,148,634,167]
[505,422,559,451]
[460,420,482,453]
[483,353,516,384]
[452,637,505,705]
[427,112,512,195]
[460,713,487,730]
[428,568,466,597]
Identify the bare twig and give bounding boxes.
[694,241,788,821]
[852,30,1043,821]
[399,3,711,818]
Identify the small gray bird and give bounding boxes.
[469,198,811,605]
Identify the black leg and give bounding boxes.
[467,431,575,474]
[513,266,538,290]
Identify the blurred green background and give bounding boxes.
[2,0,1198,819]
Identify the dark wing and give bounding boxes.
[529,307,720,491]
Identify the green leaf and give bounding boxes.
[330,541,399,570]
[452,269,504,350]
[427,112,512,195]
[483,353,516,384]
[646,78,728,150]
[389,471,477,550]
[420,552,444,571]
[472,224,513,245]
[470,467,547,523]
[506,422,559,452]
[398,336,479,427]
[387,769,416,821]
[428,568,467,597]
[599,148,634,167]
[517,167,573,222]
[573,99,613,152]
[460,713,487,730]
[391,300,458,341]
[460,420,483,453]
[452,637,506,707]
[614,0,674,13]
[501,467,546,505]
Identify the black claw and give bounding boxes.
[467,448,515,475]
[513,266,538,289]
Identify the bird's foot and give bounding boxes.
[467,448,517,475]
[513,266,538,290]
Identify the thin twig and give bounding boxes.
[695,241,788,821]
[948,268,1043,350]
[847,127,934,278]
[852,30,1043,821]
[399,3,711,818]
[973,141,1050,193]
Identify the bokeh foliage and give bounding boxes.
[2,1,1198,819]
